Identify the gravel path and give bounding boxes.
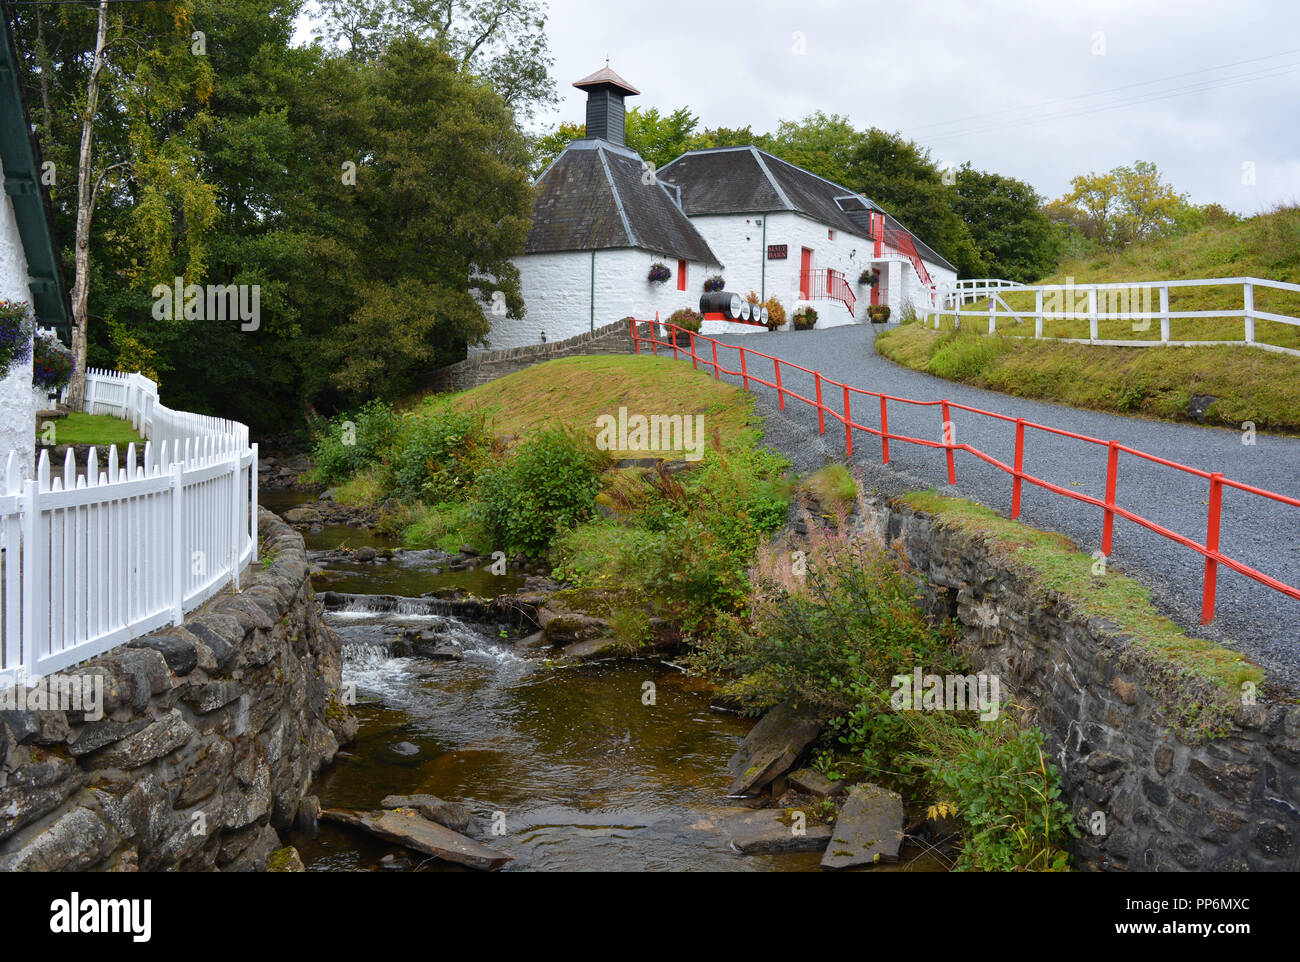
[689,323,1300,690]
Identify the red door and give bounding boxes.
[799,248,812,299]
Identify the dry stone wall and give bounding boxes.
[433,319,637,392]
[865,497,1300,872]
[0,509,357,871]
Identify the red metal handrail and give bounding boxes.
[884,228,933,289]
[628,318,1300,625]
[799,268,856,316]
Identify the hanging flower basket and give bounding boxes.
[702,275,726,293]
[0,300,33,379]
[858,269,877,286]
[32,331,73,391]
[648,262,671,284]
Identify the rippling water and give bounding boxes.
[276,492,941,872]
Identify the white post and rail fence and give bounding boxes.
[0,368,258,688]
[926,276,1300,356]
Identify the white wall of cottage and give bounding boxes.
[481,209,956,350]
[478,247,723,352]
[0,164,35,473]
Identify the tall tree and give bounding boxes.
[315,0,556,116]
[1046,162,1185,251]
[311,37,533,400]
[15,0,218,405]
[952,165,1058,283]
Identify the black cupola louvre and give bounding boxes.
[573,62,639,147]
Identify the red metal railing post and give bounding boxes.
[1011,418,1025,518]
[843,385,853,457]
[1102,441,1120,556]
[880,395,890,464]
[631,318,640,354]
[650,322,658,355]
[940,400,956,483]
[739,348,749,391]
[689,331,696,369]
[1202,473,1224,625]
[712,340,719,380]
[774,360,784,409]
[815,372,825,434]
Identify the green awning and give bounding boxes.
[0,11,70,339]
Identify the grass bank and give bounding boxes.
[902,490,1263,722]
[879,206,1300,432]
[876,323,1300,433]
[48,412,145,447]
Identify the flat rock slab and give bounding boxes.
[722,809,832,854]
[381,794,473,833]
[726,701,822,796]
[820,784,905,870]
[560,637,622,662]
[321,808,511,871]
[789,768,845,798]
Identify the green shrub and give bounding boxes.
[390,403,496,502]
[792,306,818,330]
[667,307,702,333]
[692,534,962,782]
[908,716,1077,872]
[477,426,608,556]
[552,438,791,622]
[384,500,487,552]
[310,399,401,483]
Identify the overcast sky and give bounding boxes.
[302,0,1300,211]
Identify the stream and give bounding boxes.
[264,490,940,872]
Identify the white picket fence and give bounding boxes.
[922,276,1300,356]
[0,369,258,687]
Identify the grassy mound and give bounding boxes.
[436,354,758,451]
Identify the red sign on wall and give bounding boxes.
[767,244,788,260]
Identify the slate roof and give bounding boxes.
[525,140,720,265]
[658,146,957,274]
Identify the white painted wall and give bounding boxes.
[483,212,959,350]
[687,212,870,330]
[480,247,722,352]
[0,165,35,475]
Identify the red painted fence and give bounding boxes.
[629,318,1300,625]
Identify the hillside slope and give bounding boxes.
[877,207,1300,431]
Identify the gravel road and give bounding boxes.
[691,323,1300,690]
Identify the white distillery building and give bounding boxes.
[481,64,958,350]
[0,15,70,469]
